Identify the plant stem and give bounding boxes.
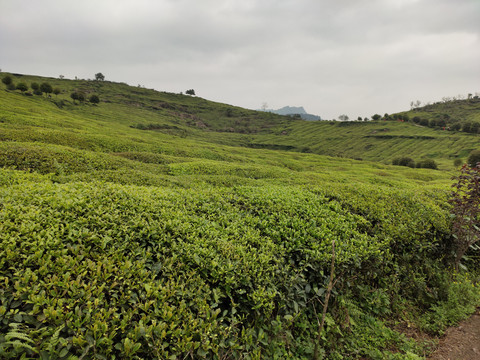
[314,239,336,360]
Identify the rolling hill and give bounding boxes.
[1,72,479,359]
[1,72,478,171]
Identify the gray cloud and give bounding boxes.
[1,0,479,119]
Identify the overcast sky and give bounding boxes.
[1,0,479,119]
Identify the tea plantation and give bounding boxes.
[1,73,479,359]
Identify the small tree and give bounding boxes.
[371,114,381,121]
[16,82,28,93]
[40,82,53,96]
[31,82,39,91]
[449,164,480,271]
[95,73,105,81]
[2,75,13,86]
[185,89,195,96]
[53,88,61,97]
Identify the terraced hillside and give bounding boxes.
[1,73,479,172]
[1,73,480,359]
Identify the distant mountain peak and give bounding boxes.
[275,106,307,115]
[264,106,322,121]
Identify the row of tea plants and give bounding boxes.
[2,167,479,359]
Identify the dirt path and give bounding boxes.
[428,308,480,360]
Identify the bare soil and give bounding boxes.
[428,308,480,360]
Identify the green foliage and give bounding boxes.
[467,150,480,167]
[0,73,479,358]
[186,89,196,96]
[2,75,13,86]
[420,273,480,334]
[449,164,480,271]
[0,323,38,357]
[40,82,53,95]
[89,94,100,104]
[30,82,39,91]
[0,172,454,358]
[416,159,438,169]
[392,157,415,168]
[70,91,85,103]
[95,72,105,81]
[15,82,28,93]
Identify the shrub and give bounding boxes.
[2,75,13,86]
[451,123,461,131]
[462,122,473,133]
[16,82,28,93]
[471,122,480,134]
[6,83,16,91]
[449,164,480,271]
[53,88,61,96]
[419,118,429,127]
[89,94,100,104]
[30,82,39,91]
[453,158,463,167]
[70,91,85,103]
[392,157,415,168]
[467,150,480,167]
[416,159,438,169]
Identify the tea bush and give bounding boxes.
[0,170,461,358]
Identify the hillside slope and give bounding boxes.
[1,72,479,171]
[1,73,479,359]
